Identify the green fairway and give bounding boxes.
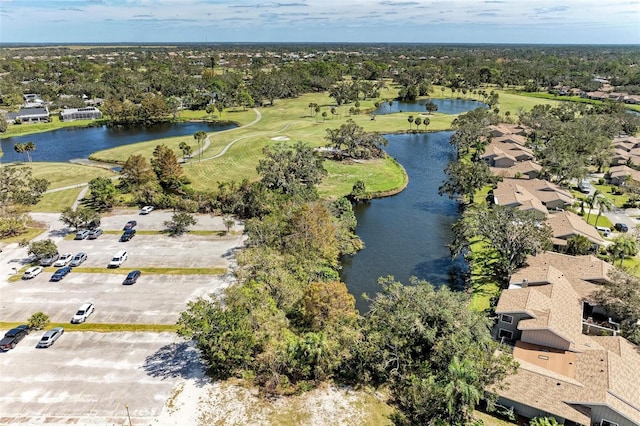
[13,87,561,200]
[13,162,117,189]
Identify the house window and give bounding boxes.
[500,314,513,324]
[601,420,619,426]
[498,329,513,340]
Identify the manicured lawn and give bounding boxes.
[519,92,640,113]
[0,227,46,245]
[0,115,107,139]
[5,162,117,189]
[33,187,83,212]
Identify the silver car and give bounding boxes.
[36,327,64,348]
[70,252,87,267]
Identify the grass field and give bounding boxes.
[0,115,106,139]
[33,187,84,212]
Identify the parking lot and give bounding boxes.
[0,331,202,424]
[0,210,245,424]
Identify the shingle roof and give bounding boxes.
[547,211,605,246]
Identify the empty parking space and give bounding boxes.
[0,331,200,424]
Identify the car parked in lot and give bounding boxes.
[39,253,59,266]
[87,228,104,239]
[23,266,44,279]
[120,229,136,242]
[123,220,137,230]
[16,324,30,335]
[0,327,28,351]
[595,226,611,237]
[140,205,154,215]
[50,266,72,282]
[36,327,64,348]
[74,230,90,240]
[70,252,87,267]
[108,250,128,268]
[53,253,73,267]
[123,270,141,285]
[614,223,629,233]
[71,303,94,324]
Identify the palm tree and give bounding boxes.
[193,131,207,161]
[585,190,601,222]
[414,117,422,130]
[594,194,613,227]
[609,236,638,266]
[443,356,481,422]
[24,141,35,162]
[422,117,430,130]
[407,115,414,130]
[13,143,26,162]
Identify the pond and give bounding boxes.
[0,121,236,163]
[374,98,485,115]
[341,131,468,311]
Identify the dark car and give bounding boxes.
[39,252,60,266]
[614,223,629,233]
[123,270,141,285]
[50,266,72,282]
[0,327,28,351]
[74,230,90,240]
[120,229,136,242]
[70,252,87,267]
[87,228,104,239]
[16,324,30,335]
[123,220,137,231]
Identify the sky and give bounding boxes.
[0,0,639,45]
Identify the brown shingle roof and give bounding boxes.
[547,211,605,246]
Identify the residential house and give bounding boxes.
[492,182,548,216]
[488,124,528,138]
[60,106,103,121]
[5,107,50,124]
[546,210,606,249]
[493,256,640,426]
[493,178,574,213]
[491,160,542,180]
[608,165,640,186]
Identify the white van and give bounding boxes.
[108,250,128,268]
[595,226,611,237]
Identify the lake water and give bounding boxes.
[0,121,235,163]
[341,131,469,311]
[374,98,485,115]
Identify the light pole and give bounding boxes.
[125,404,132,426]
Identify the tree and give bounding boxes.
[27,238,58,259]
[223,217,235,233]
[566,234,592,255]
[164,211,197,235]
[87,177,118,210]
[257,141,326,198]
[407,115,414,130]
[193,131,207,160]
[451,205,552,284]
[177,297,256,378]
[0,166,49,237]
[151,144,184,191]
[355,278,517,425]
[321,111,328,122]
[593,193,613,227]
[608,236,637,266]
[301,281,357,331]
[425,101,438,114]
[347,180,371,203]
[13,143,26,162]
[324,119,388,160]
[178,141,193,161]
[414,117,422,130]
[422,117,430,130]
[439,160,494,205]
[60,206,100,231]
[121,154,156,188]
[594,268,640,345]
[0,115,7,133]
[23,141,35,162]
[27,312,50,331]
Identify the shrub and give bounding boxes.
[27,312,50,330]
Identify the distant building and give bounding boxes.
[5,107,50,124]
[60,106,103,122]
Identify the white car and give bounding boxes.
[140,205,154,215]
[37,327,64,348]
[53,253,73,267]
[71,303,94,324]
[22,266,44,279]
